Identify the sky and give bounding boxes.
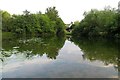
[0,0,119,24]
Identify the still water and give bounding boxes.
[1,35,119,78]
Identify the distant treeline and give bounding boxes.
[1,6,120,38]
[72,7,120,38]
[1,7,65,36]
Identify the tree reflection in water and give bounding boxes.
[71,36,119,72]
[1,35,120,72]
[2,35,66,60]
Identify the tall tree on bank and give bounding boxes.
[45,7,65,36]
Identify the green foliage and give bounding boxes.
[71,21,79,29]
[45,7,59,21]
[72,7,119,38]
[55,18,65,36]
[1,7,65,36]
[45,7,65,35]
[1,11,12,32]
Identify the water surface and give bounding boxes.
[1,35,119,78]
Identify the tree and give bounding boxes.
[2,7,65,37]
[72,7,119,38]
[1,11,11,32]
[45,7,59,21]
[23,10,30,15]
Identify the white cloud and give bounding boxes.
[0,0,119,23]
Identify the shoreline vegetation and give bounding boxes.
[1,7,65,37]
[1,6,120,39]
[71,7,120,39]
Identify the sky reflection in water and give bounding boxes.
[1,36,119,78]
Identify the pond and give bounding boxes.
[0,35,119,78]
